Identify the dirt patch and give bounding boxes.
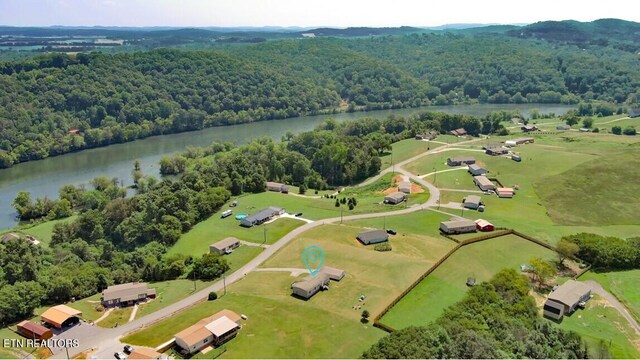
[411,184,424,193]
[392,175,404,184]
[383,187,400,195]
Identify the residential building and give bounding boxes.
[0,233,20,242]
[356,229,389,245]
[463,195,482,210]
[467,164,487,176]
[398,181,412,194]
[209,237,241,255]
[557,124,571,130]
[543,280,591,321]
[628,108,640,118]
[265,182,289,193]
[450,128,467,136]
[175,310,242,355]
[447,156,476,166]
[291,273,331,299]
[513,137,535,145]
[17,321,53,340]
[41,305,82,329]
[474,219,495,232]
[473,176,496,191]
[240,207,285,227]
[101,282,156,307]
[485,147,509,156]
[128,348,163,359]
[439,219,478,234]
[384,192,406,204]
[321,266,345,281]
[496,187,515,198]
[521,124,538,132]
[415,131,438,140]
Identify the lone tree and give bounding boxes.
[557,239,580,266]
[361,310,370,323]
[582,117,594,129]
[530,257,555,287]
[611,125,622,135]
[208,291,218,301]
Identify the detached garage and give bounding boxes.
[17,321,53,340]
[474,219,495,232]
[41,305,82,329]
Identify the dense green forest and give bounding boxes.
[1,22,639,168]
[364,269,588,359]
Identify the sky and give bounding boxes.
[0,0,637,28]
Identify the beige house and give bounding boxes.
[439,219,477,235]
[175,310,242,355]
[266,182,289,193]
[543,280,591,321]
[398,181,412,194]
[101,282,156,307]
[473,176,496,191]
[209,237,241,255]
[321,266,345,281]
[291,273,331,299]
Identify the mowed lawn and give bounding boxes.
[581,270,640,322]
[135,279,215,318]
[97,307,133,328]
[555,295,640,359]
[379,136,453,169]
[19,215,78,247]
[380,234,557,329]
[122,273,386,358]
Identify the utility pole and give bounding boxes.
[193,268,196,292]
[223,273,227,296]
[383,216,386,229]
[340,207,343,224]
[262,223,267,245]
[391,151,394,174]
[433,167,437,187]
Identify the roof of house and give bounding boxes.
[102,282,150,302]
[210,237,240,251]
[204,316,240,337]
[441,219,477,229]
[292,273,330,293]
[128,348,162,359]
[451,128,467,135]
[548,280,590,306]
[522,124,537,130]
[266,181,287,189]
[449,156,475,163]
[398,181,411,189]
[0,233,21,242]
[17,321,51,336]
[513,137,534,142]
[473,176,494,187]
[474,219,493,228]
[41,305,82,327]
[464,195,482,205]
[385,191,406,200]
[468,164,485,171]
[244,207,283,224]
[496,187,514,193]
[628,108,640,117]
[357,229,388,243]
[175,310,241,347]
[321,266,345,278]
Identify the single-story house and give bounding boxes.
[127,348,163,359]
[210,237,241,255]
[266,182,289,193]
[240,207,285,227]
[475,219,495,232]
[291,273,331,299]
[543,280,591,321]
[504,140,518,147]
[175,310,242,354]
[468,164,487,176]
[450,128,467,136]
[321,266,345,281]
[439,219,477,235]
[384,192,406,204]
[557,124,571,130]
[496,187,514,198]
[628,108,640,118]
[513,137,535,145]
[463,195,482,210]
[101,282,156,308]
[485,147,509,156]
[447,156,476,167]
[473,176,496,191]
[398,181,412,194]
[41,305,82,329]
[17,321,53,340]
[521,124,538,132]
[357,229,389,245]
[482,143,503,150]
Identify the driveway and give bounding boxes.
[583,280,640,335]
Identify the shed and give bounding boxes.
[398,181,412,194]
[321,266,345,281]
[102,282,155,307]
[384,192,406,204]
[579,128,591,132]
[521,124,538,132]
[266,182,289,193]
[543,280,591,320]
[175,310,241,354]
[356,229,389,245]
[447,156,476,167]
[240,207,285,227]
[210,237,241,255]
[496,187,514,198]
[513,137,535,145]
[291,273,331,299]
[41,305,82,329]
[439,219,477,235]
[473,176,496,191]
[463,195,482,210]
[474,219,494,232]
[17,321,53,340]
[467,164,487,176]
[450,128,467,136]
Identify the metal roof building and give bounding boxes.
[210,237,241,255]
[356,229,389,245]
[543,280,591,320]
[291,273,331,299]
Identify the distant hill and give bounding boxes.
[507,19,640,46]
[295,26,424,37]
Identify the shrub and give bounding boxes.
[592,127,600,133]
[611,125,622,135]
[208,291,218,301]
[623,126,636,135]
[299,184,306,195]
[374,243,392,251]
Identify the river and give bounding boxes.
[0,103,574,229]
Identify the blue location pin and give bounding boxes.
[302,245,325,276]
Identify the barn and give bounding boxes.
[474,219,495,232]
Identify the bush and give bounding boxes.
[611,125,622,135]
[299,184,306,195]
[208,291,218,301]
[623,126,637,135]
[374,243,392,252]
[592,127,600,133]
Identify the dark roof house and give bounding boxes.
[357,229,389,245]
[101,282,155,307]
[628,108,640,118]
[447,156,476,166]
[384,191,406,204]
[240,207,285,227]
[450,128,468,136]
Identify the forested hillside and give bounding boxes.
[1,23,639,168]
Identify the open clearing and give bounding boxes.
[380,234,558,329]
[379,135,457,168]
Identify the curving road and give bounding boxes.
[583,280,640,335]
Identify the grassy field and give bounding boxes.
[581,270,640,322]
[64,293,103,321]
[380,234,558,329]
[135,279,214,318]
[15,215,78,247]
[555,295,640,359]
[379,137,451,169]
[97,307,133,328]
[0,349,19,359]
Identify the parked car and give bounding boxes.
[123,345,133,354]
[114,352,126,359]
[386,229,397,235]
[230,201,238,207]
[294,212,303,217]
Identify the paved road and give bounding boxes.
[254,268,310,276]
[584,280,640,335]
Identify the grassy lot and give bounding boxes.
[123,273,386,358]
[555,295,640,359]
[13,215,78,247]
[0,348,19,359]
[64,293,103,321]
[97,307,133,328]
[135,279,214,318]
[380,234,558,329]
[379,137,450,169]
[581,270,640,322]
[424,168,479,190]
